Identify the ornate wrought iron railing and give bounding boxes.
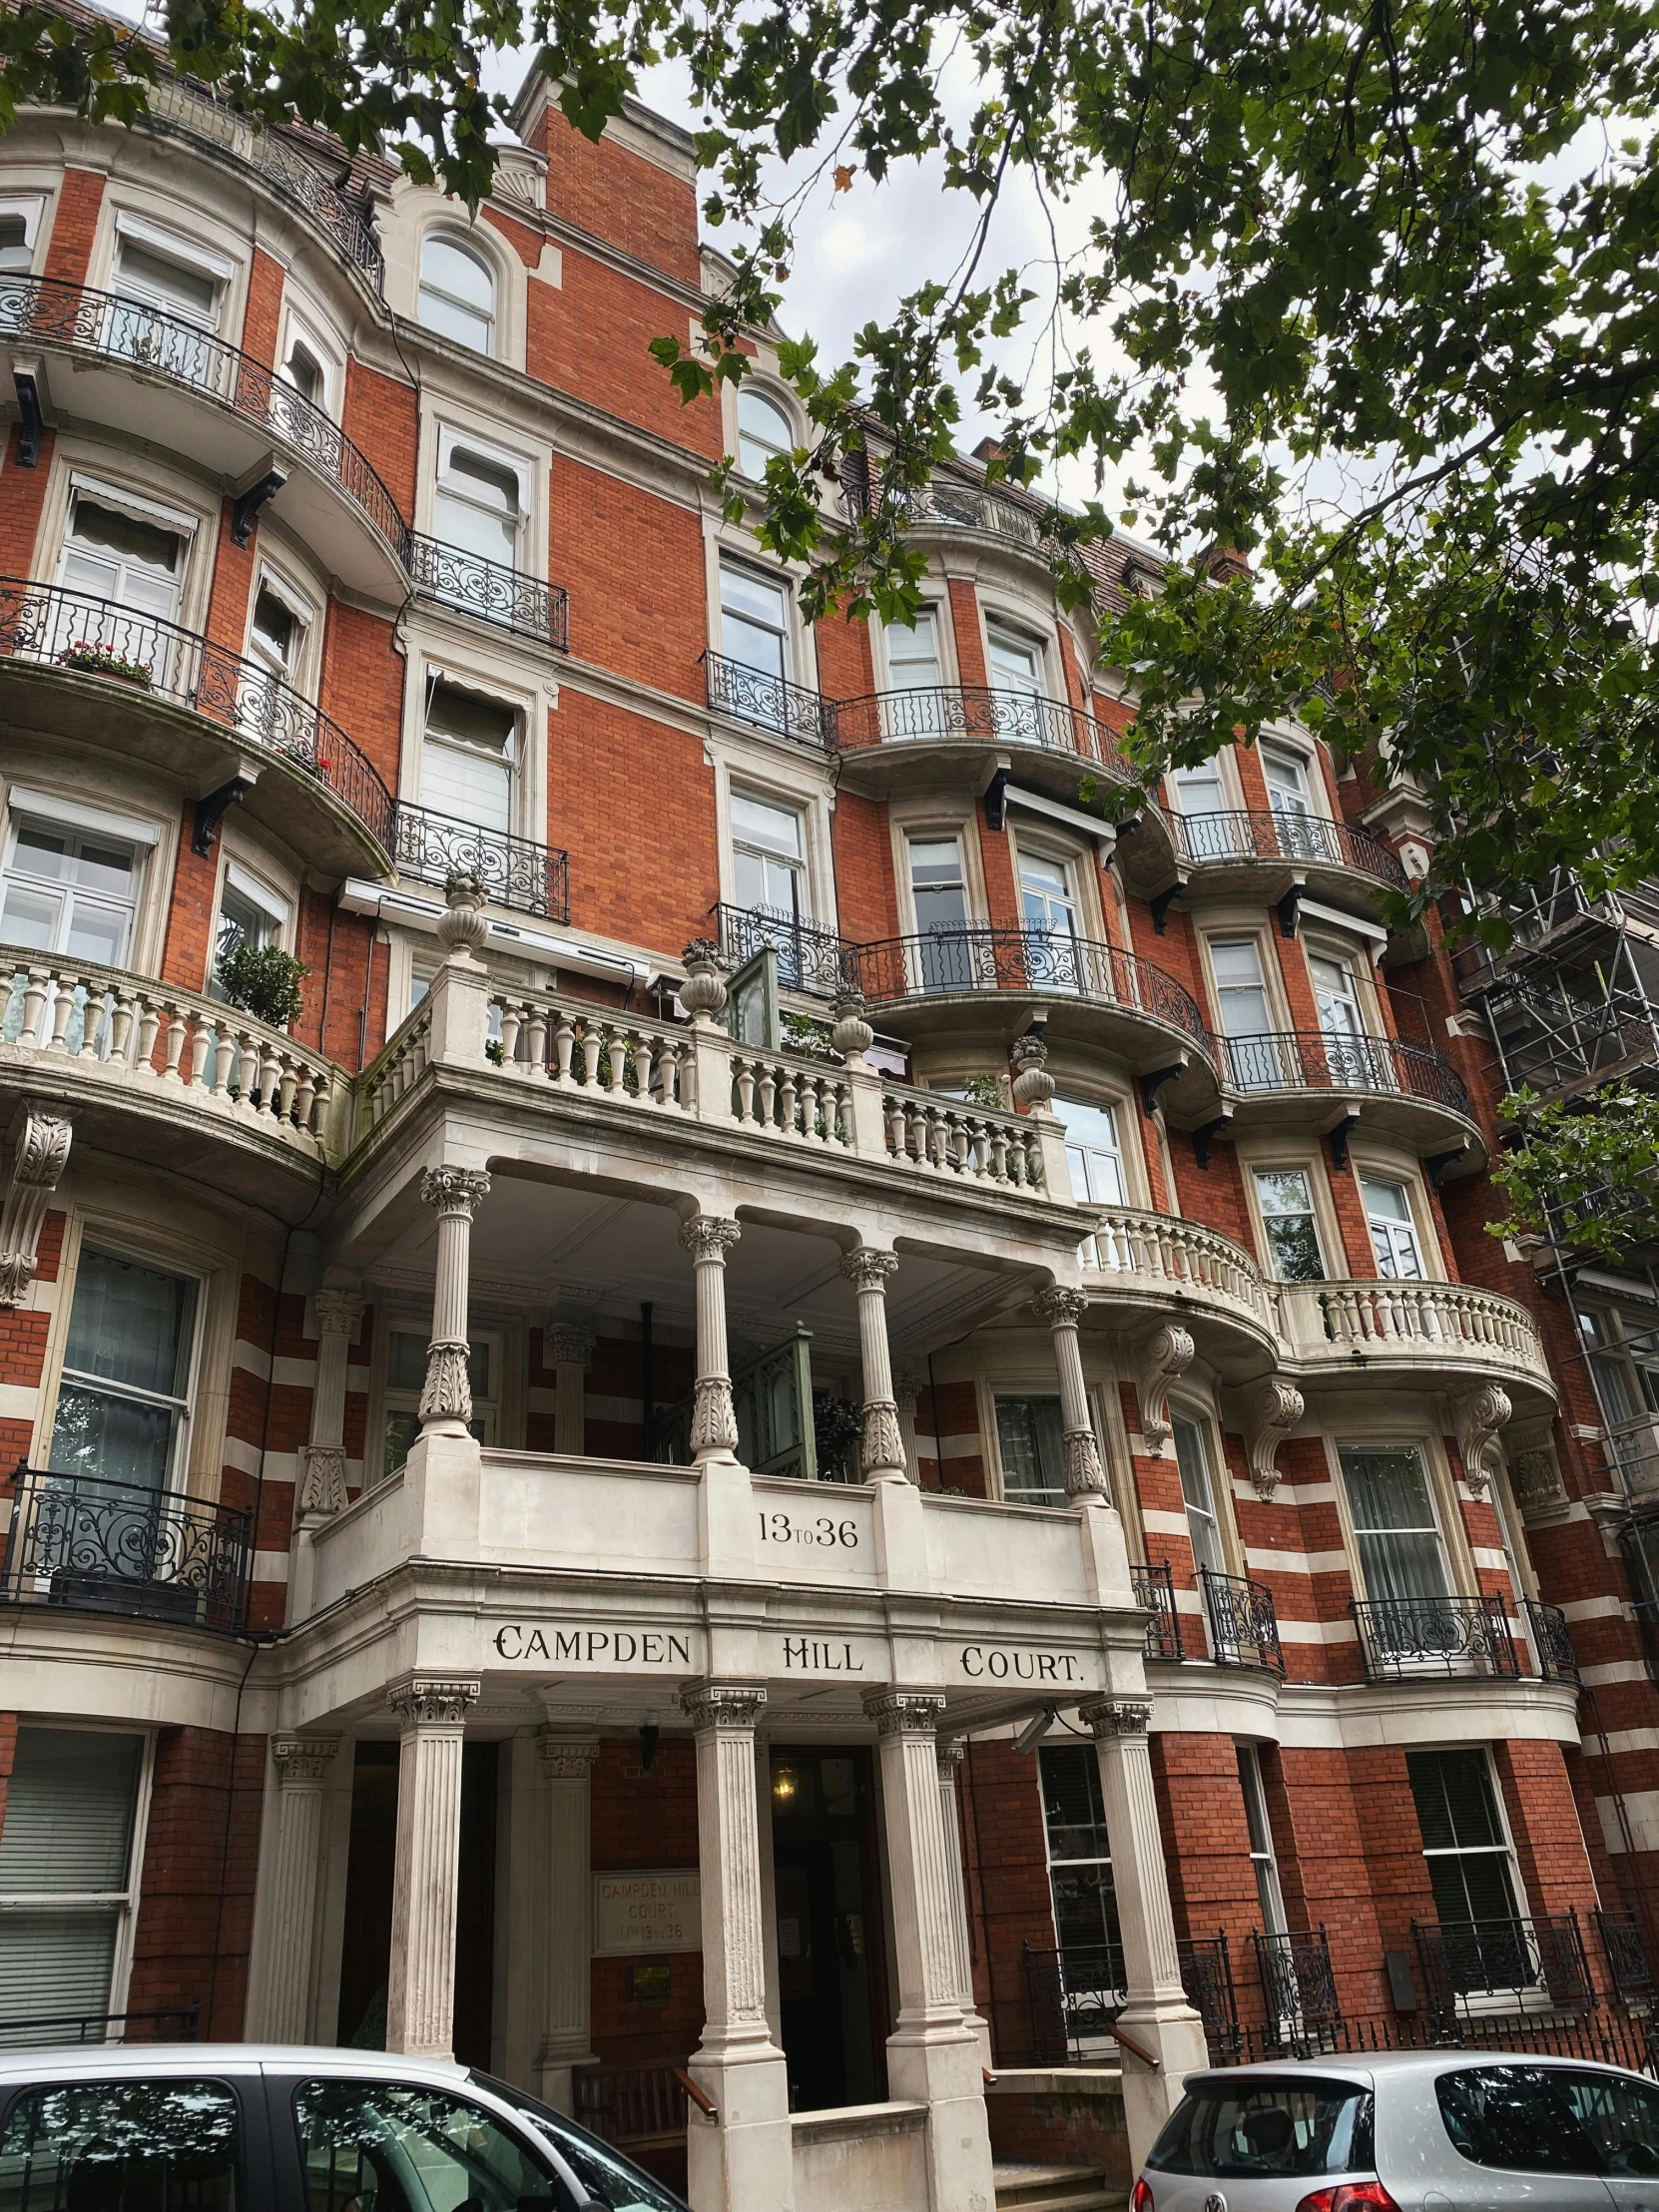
[0,276,409,562]
[392,805,570,923]
[1594,1909,1655,2008]
[1,1465,252,1634]
[702,650,838,750]
[0,579,395,853]
[847,926,1209,1042]
[1199,1568,1286,1675]
[1215,1027,1472,1114]
[1412,1912,1595,2018]
[1172,808,1407,887]
[1252,1927,1343,2040]
[1351,1593,1520,1681]
[710,902,856,998]
[140,70,383,286]
[406,535,570,648]
[0,2002,200,2048]
[834,684,1134,779]
[1132,1558,1185,1662]
[1522,1598,1580,1683]
[844,470,1049,548]
[1023,1935,1240,2064]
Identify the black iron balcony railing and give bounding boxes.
[1632,1596,1659,1688]
[702,650,838,750]
[1593,1909,1655,2008]
[1199,1567,1286,1675]
[710,903,855,998]
[1522,1598,1581,1683]
[406,535,570,648]
[1132,1558,1186,1662]
[1252,1927,1343,2035]
[0,2003,200,2048]
[1023,1936,1241,2065]
[1351,1593,1520,1682]
[0,578,395,852]
[834,684,1134,779]
[2,1465,252,1634]
[0,276,410,563]
[393,805,571,924]
[847,926,1209,1043]
[1215,1028,1472,1115]
[1412,1912,1595,2018]
[1172,808,1407,888]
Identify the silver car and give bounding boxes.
[1132,2047,1659,2211]
[0,2041,687,2212]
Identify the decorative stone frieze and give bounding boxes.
[0,1105,72,1306]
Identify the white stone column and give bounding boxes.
[419,1167,491,1433]
[537,1730,600,2112]
[545,1319,595,1456]
[1035,1285,1110,1501]
[1079,1697,1209,2168]
[297,1287,364,1518]
[862,1690,994,2212]
[936,1739,992,2070]
[385,1676,479,2060]
[840,1247,907,1482]
[680,1217,742,1465]
[681,1682,794,2212]
[245,1733,340,2041]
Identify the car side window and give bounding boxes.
[1435,2065,1605,2174]
[0,2078,242,2212]
[1557,2069,1659,2178]
[291,2081,560,2212]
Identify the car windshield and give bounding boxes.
[1146,2077,1374,2179]
[467,2073,685,2212]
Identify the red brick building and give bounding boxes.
[0,42,1654,2212]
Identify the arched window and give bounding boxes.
[418,235,496,353]
[737,387,792,477]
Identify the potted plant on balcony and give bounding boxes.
[59,639,153,687]
[214,941,308,1029]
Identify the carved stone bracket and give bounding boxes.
[681,1681,767,1733]
[388,1677,481,1728]
[1453,1383,1514,1498]
[272,1734,342,1786]
[1505,1415,1568,1518]
[862,1689,948,1739]
[0,1106,72,1307]
[1133,1324,1195,1455]
[1078,1698,1151,1740]
[1245,1378,1306,1501]
[296,1444,348,1515]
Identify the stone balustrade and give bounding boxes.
[0,955,337,1157]
[1277,1278,1553,1385]
[1086,1207,1278,1334]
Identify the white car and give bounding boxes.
[0,2041,688,2212]
[1131,2047,1659,2211]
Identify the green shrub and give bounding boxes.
[215,941,308,1028]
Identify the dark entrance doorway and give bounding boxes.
[768,1747,887,2111]
[334,1739,497,2064]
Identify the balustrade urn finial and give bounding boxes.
[1009,1030,1056,1108]
[436,873,488,961]
[680,939,730,1019]
[830,984,874,1060]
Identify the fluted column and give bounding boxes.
[681,1682,794,2212]
[246,1733,340,2041]
[841,1248,907,1482]
[386,1677,479,2059]
[297,1287,364,1516]
[863,1689,994,2212]
[419,1167,490,1432]
[1079,1697,1209,2167]
[537,1730,600,2112]
[1035,1285,1109,1501]
[936,1739,992,2070]
[680,1217,741,1464]
[545,1319,595,1457]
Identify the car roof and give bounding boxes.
[1183,2049,1656,2089]
[0,2045,475,2083]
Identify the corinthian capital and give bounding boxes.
[420,1165,491,1220]
[841,1247,899,1293]
[313,1287,366,1340]
[1035,1285,1088,1330]
[679,1216,741,1264]
[681,1682,767,1734]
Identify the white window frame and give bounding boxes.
[730,787,809,926]
[276,303,344,418]
[244,562,316,694]
[1405,1745,1539,2011]
[1261,739,1321,818]
[110,210,238,327]
[44,1236,208,1499]
[430,430,532,578]
[416,230,499,355]
[1248,1161,1332,1284]
[734,384,795,480]
[1359,1169,1428,1281]
[214,853,294,967]
[982,613,1051,701]
[0,1721,156,2029]
[0,809,150,972]
[0,193,47,274]
[1335,1437,1455,1607]
[1236,1743,1287,1936]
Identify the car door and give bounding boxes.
[263,2067,586,2212]
[0,2060,276,2212]
[1430,2063,1618,2207]
[1557,2067,1659,2211]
